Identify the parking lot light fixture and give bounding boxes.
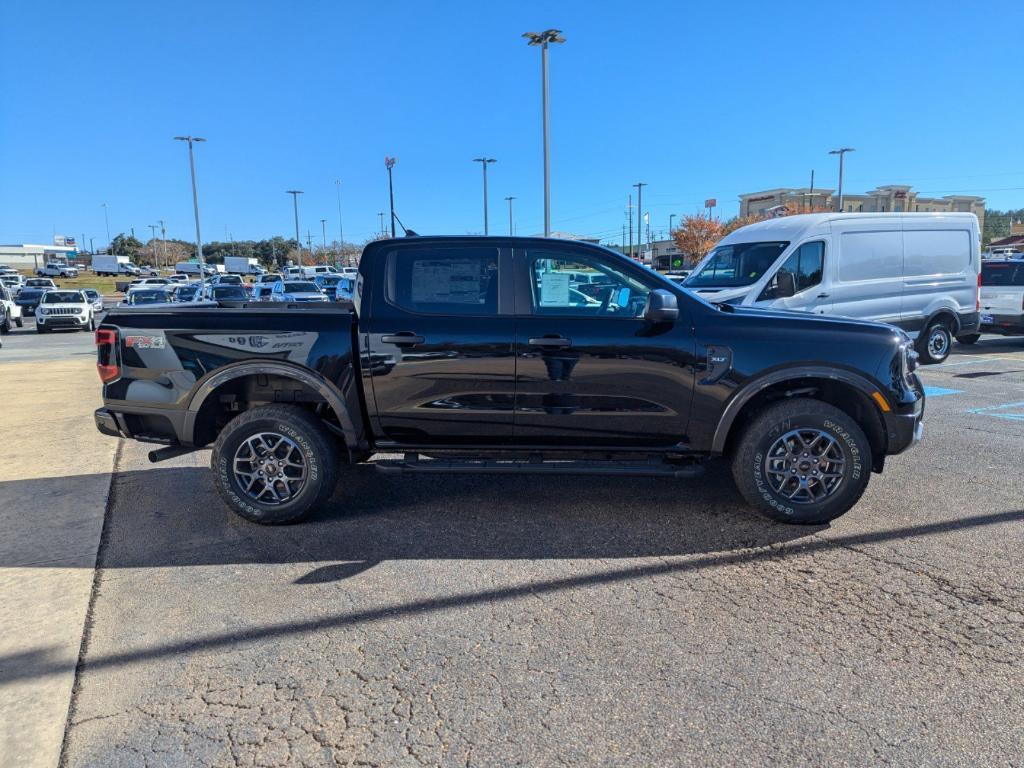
[828,147,855,212]
[523,29,565,237]
[505,196,516,235]
[473,158,496,235]
[173,136,207,268]
[286,190,304,266]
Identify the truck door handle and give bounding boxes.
[816,292,830,299]
[528,336,572,348]
[381,333,424,346]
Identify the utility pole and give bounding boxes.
[633,182,646,258]
[505,196,516,236]
[334,179,344,246]
[89,237,95,255]
[320,218,327,253]
[627,193,634,259]
[669,213,676,236]
[385,157,397,238]
[829,148,854,212]
[524,29,565,237]
[286,190,303,265]
[378,212,385,237]
[173,136,207,268]
[473,157,497,234]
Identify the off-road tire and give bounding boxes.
[917,319,953,364]
[211,404,340,525]
[731,399,873,525]
[15,316,23,328]
[956,333,980,345]
[35,324,46,334]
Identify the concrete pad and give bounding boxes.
[0,360,118,768]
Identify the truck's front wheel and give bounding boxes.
[731,399,872,525]
[211,405,340,524]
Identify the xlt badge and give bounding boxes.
[699,346,733,385]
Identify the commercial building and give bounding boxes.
[0,243,79,270]
[738,185,985,231]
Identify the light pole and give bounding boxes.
[669,213,676,236]
[320,218,327,254]
[334,179,344,246]
[505,196,516,235]
[524,29,565,237]
[101,203,111,251]
[173,136,207,268]
[286,190,303,265]
[89,237,95,255]
[829,148,854,212]
[473,157,496,235]
[158,219,166,268]
[148,224,158,268]
[378,212,385,237]
[385,157,397,238]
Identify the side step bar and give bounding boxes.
[375,453,705,479]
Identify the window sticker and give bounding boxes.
[539,272,570,305]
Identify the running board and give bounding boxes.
[375,453,705,479]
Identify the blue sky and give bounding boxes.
[2,0,1021,249]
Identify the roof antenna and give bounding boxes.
[392,212,418,237]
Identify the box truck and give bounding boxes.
[223,256,266,275]
[93,255,140,277]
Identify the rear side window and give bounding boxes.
[838,231,902,282]
[388,247,499,315]
[904,230,971,277]
[981,262,1024,286]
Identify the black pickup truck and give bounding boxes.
[95,236,924,526]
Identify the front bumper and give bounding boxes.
[884,375,925,455]
[37,315,89,328]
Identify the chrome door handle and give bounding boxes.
[528,336,572,348]
[381,333,424,346]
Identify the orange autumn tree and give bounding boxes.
[671,214,723,266]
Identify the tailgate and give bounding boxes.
[980,287,1024,314]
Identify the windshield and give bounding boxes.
[218,275,242,284]
[982,262,1024,286]
[132,290,169,303]
[19,289,45,299]
[686,241,789,288]
[175,285,200,300]
[43,291,84,303]
[212,286,248,299]
[27,279,53,287]
[260,274,282,283]
[318,276,342,286]
[282,281,319,292]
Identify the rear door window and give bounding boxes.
[981,262,1024,286]
[903,230,971,276]
[387,247,499,316]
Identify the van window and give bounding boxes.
[838,231,902,282]
[758,242,824,300]
[903,230,971,276]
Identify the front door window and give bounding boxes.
[526,251,655,317]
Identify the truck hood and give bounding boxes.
[722,303,903,338]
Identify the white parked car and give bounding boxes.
[684,212,982,364]
[82,288,104,313]
[0,283,24,332]
[35,289,96,333]
[270,279,328,303]
[127,277,171,293]
[961,260,1024,344]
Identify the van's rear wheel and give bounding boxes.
[211,404,339,524]
[917,320,952,364]
[956,333,980,345]
[731,399,872,525]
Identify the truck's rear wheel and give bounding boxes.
[731,399,872,525]
[211,404,340,524]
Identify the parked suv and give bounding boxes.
[958,260,1024,342]
[36,290,96,333]
[95,236,924,527]
[0,283,24,331]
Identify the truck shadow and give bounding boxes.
[2,461,815,573]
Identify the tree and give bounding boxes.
[671,215,723,266]
[983,207,1024,246]
[110,233,143,258]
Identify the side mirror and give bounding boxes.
[644,289,679,323]
[775,270,797,298]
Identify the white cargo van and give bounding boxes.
[684,213,981,363]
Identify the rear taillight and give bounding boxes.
[977,272,982,311]
[95,328,120,383]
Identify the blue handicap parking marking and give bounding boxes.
[968,402,1024,422]
[922,386,962,397]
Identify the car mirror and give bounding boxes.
[644,289,679,323]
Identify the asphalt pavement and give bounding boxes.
[3,329,1023,766]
